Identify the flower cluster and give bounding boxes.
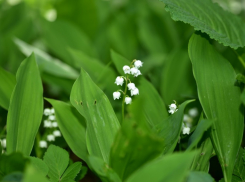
[40,107,62,148]
[182,108,199,135]
[113,60,143,104]
[168,103,178,114]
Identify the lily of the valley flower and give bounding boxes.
[52,122,58,128]
[44,108,51,116]
[127,83,136,90]
[130,67,141,77]
[134,60,143,68]
[125,97,132,104]
[47,134,55,142]
[131,88,139,96]
[168,103,178,114]
[183,126,190,135]
[115,76,124,86]
[53,130,61,137]
[39,140,47,148]
[1,139,6,148]
[44,120,52,128]
[123,65,131,74]
[113,91,121,100]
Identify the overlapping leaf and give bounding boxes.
[189,33,243,181]
[160,0,245,48]
[70,68,120,163]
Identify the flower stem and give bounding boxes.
[122,76,128,123]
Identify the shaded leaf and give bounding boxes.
[60,162,81,182]
[0,67,16,110]
[23,165,49,182]
[187,171,214,182]
[29,157,48,176]
[233,148,245,181]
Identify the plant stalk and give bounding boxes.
[122,76,128,123]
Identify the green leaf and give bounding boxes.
[45,99,88,163]
[125,152,196,182]
[189,33,244,182]
[22,165,50,182]
[187,119,213,151]
[0,67,16,110]
[68,48,117,92]
[43,145,69,182]
[75,166,88,181]
[14,38,79,80]
[187,171,214,182]
[28,157,48,176]
[87,156,121,182]
[190,137,214,172]
[110,50,130,76]
[60,162,81,182]
[233,148,245,181]
[160,49,196,104]
[6,53,43,156]
[2,172,23,182]
[156,100,194,154]
[109,119,164,180]
[70,68,120,163]
[160,0,245,49]
[42,20,96,65]
[0,153,29,180]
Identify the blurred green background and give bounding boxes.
[1,0,245,181]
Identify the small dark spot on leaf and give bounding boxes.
[94,100,97,105]
[80,101,83,106]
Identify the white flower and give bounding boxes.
[115,76,124,86]
[131,88,139,96]
[183,126,190,135]
[48,115,55,121]
[188,108,198,117]
[39,140,47,148]
[130,67,141,77]
[123,65,131,74]
[44,9,57,22]
[50,108,55,114]
[125,97,132,104]
[127,83,136,91]
[183,114,190,122]
[44,108,51,116]
[52,122,58,128]
[44,120,52,128]
[53,130,61,137]
[47,135,55,142]
[1,139,6,148]
[168,109,175,114]
[134,60,143,68]
[113,92,121,100]
[169,103,177,110]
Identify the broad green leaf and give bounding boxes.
[187,171,214,182]
[46,99,88,162]
[7,53,43,156]
[60,162,81,182]
[29,157,48,176]
[160,0,245,49]
[75,166,88,181]
[43,145,69,182]
[161,49,196,104]
[190,137,214,172]
[42,20,96,65]
[233,148,245,181]
[189,33,243,182]
[0,153,29,180]
[2,172,23,182]
[23,165,49,182]
[0,67,16,110]
[125,152,196,182]
[109,119,164,180]
[156,100,194,154]
[70,68,120,163]
[14,38,79,80]
[111,50,168,127]
[68,48,117,92]
[87,156,121,182]
[187,119,213,151]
